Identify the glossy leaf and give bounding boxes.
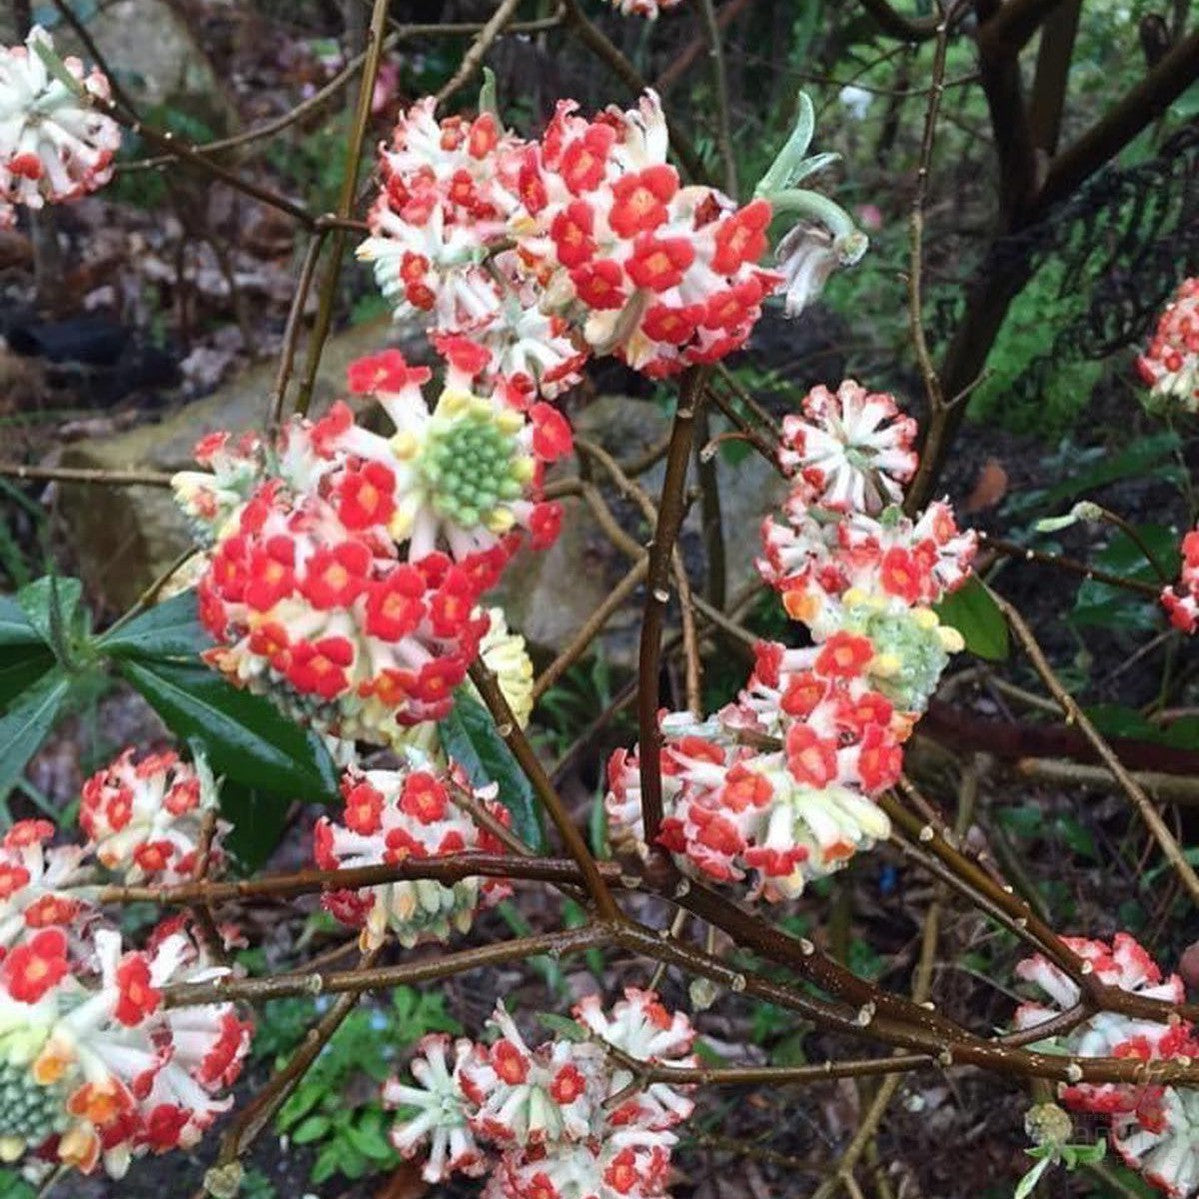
[1038,432,1183,510]
[934,577,1009,661]
[0,647,56,709]
[219,781,293,874]
[98,589,212,660]
[0,668,71,801]
[1072,525,1177,632]
[439,692,544,850]
[0,595,43,650]
[116,657,339,801]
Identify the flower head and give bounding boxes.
[80,748,227,885]
[1137,278,1199,413]
[314,757,511,949]
[0,27,120,215]
[778,380,918,513]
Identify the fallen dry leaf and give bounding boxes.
[964,457,1009,513]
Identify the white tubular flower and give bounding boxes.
[0,27,120,212]
[79,748,227,886]
[1113,1088,1199,1199]
[383,1033,486,1182]
[1137,277,1199,413]
[0,821,89,952]
[778,380,918,514]
[314,759,511,950]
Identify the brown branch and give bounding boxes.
[1015,756,1199,804]
[560,0,709,182]
[692,0,738,196]
[164,925,613,1007]
[97,854,616,907]
[294,0,391,416]
[615,924,1199,1087]
[654,0,753,96]
[267,228,328,429]
[858,0,941,41]
[979,534,1163,597]
[99,100,316,228]
[1027,0,1083,154]
[0,463,174,488]
[637,368,707,846]
[1035,27,1199,213]
[918,701,1199,776]
[435,0,524,105]
[533,558,650,701]
[907,5,953,415]
[977,0,1067,57]
[469,660,621,919]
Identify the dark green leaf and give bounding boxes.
[1071,525,1177,632]
[1084,704,1161,741]
[16,577,84,661]
[219,782,293,873]
[934,577,1009,661]
[0,669,70,800]
[0,596,43,650]
[98,590,212,660]
[290,1115,331,1145]
[116,657,339,800]
[0,647,56,709]
[439,692,544,850]
[342,1120,395,1162]
[1038,432,1183,510]
[536,1012,589,1042]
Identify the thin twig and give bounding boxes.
[435,0,524,105]
[294,0,391,416]
[0,463,174,487]
[637,368,707,846]
[692,0,738,196]
[469,660,621,919]
[987,584,1199,905]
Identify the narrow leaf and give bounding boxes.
[116,658,339,801]
[0,596,44,650]
[438,692,544,850]
[0,669,70,801]
[0,647,56,709]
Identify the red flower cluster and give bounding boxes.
[359,89,861,384]
[314,757,512,948]
[176,350,571,742]
[1015,934,1199,1198]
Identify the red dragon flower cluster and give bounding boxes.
[606,381,973,898]
[359,89,862,384]
[0,27,121,230]
[1014,934,1199,1198]
[79,748,227,886]
[173,349,570,742]
[1137,277,1199,414]
[314,756,512,949]
[760,380,974,716]
[382,989,695,1199]
[1161,526,1199,634]
[0,747,252,1181]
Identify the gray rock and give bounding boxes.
[57,0,239,135]
[58,316,399,609]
